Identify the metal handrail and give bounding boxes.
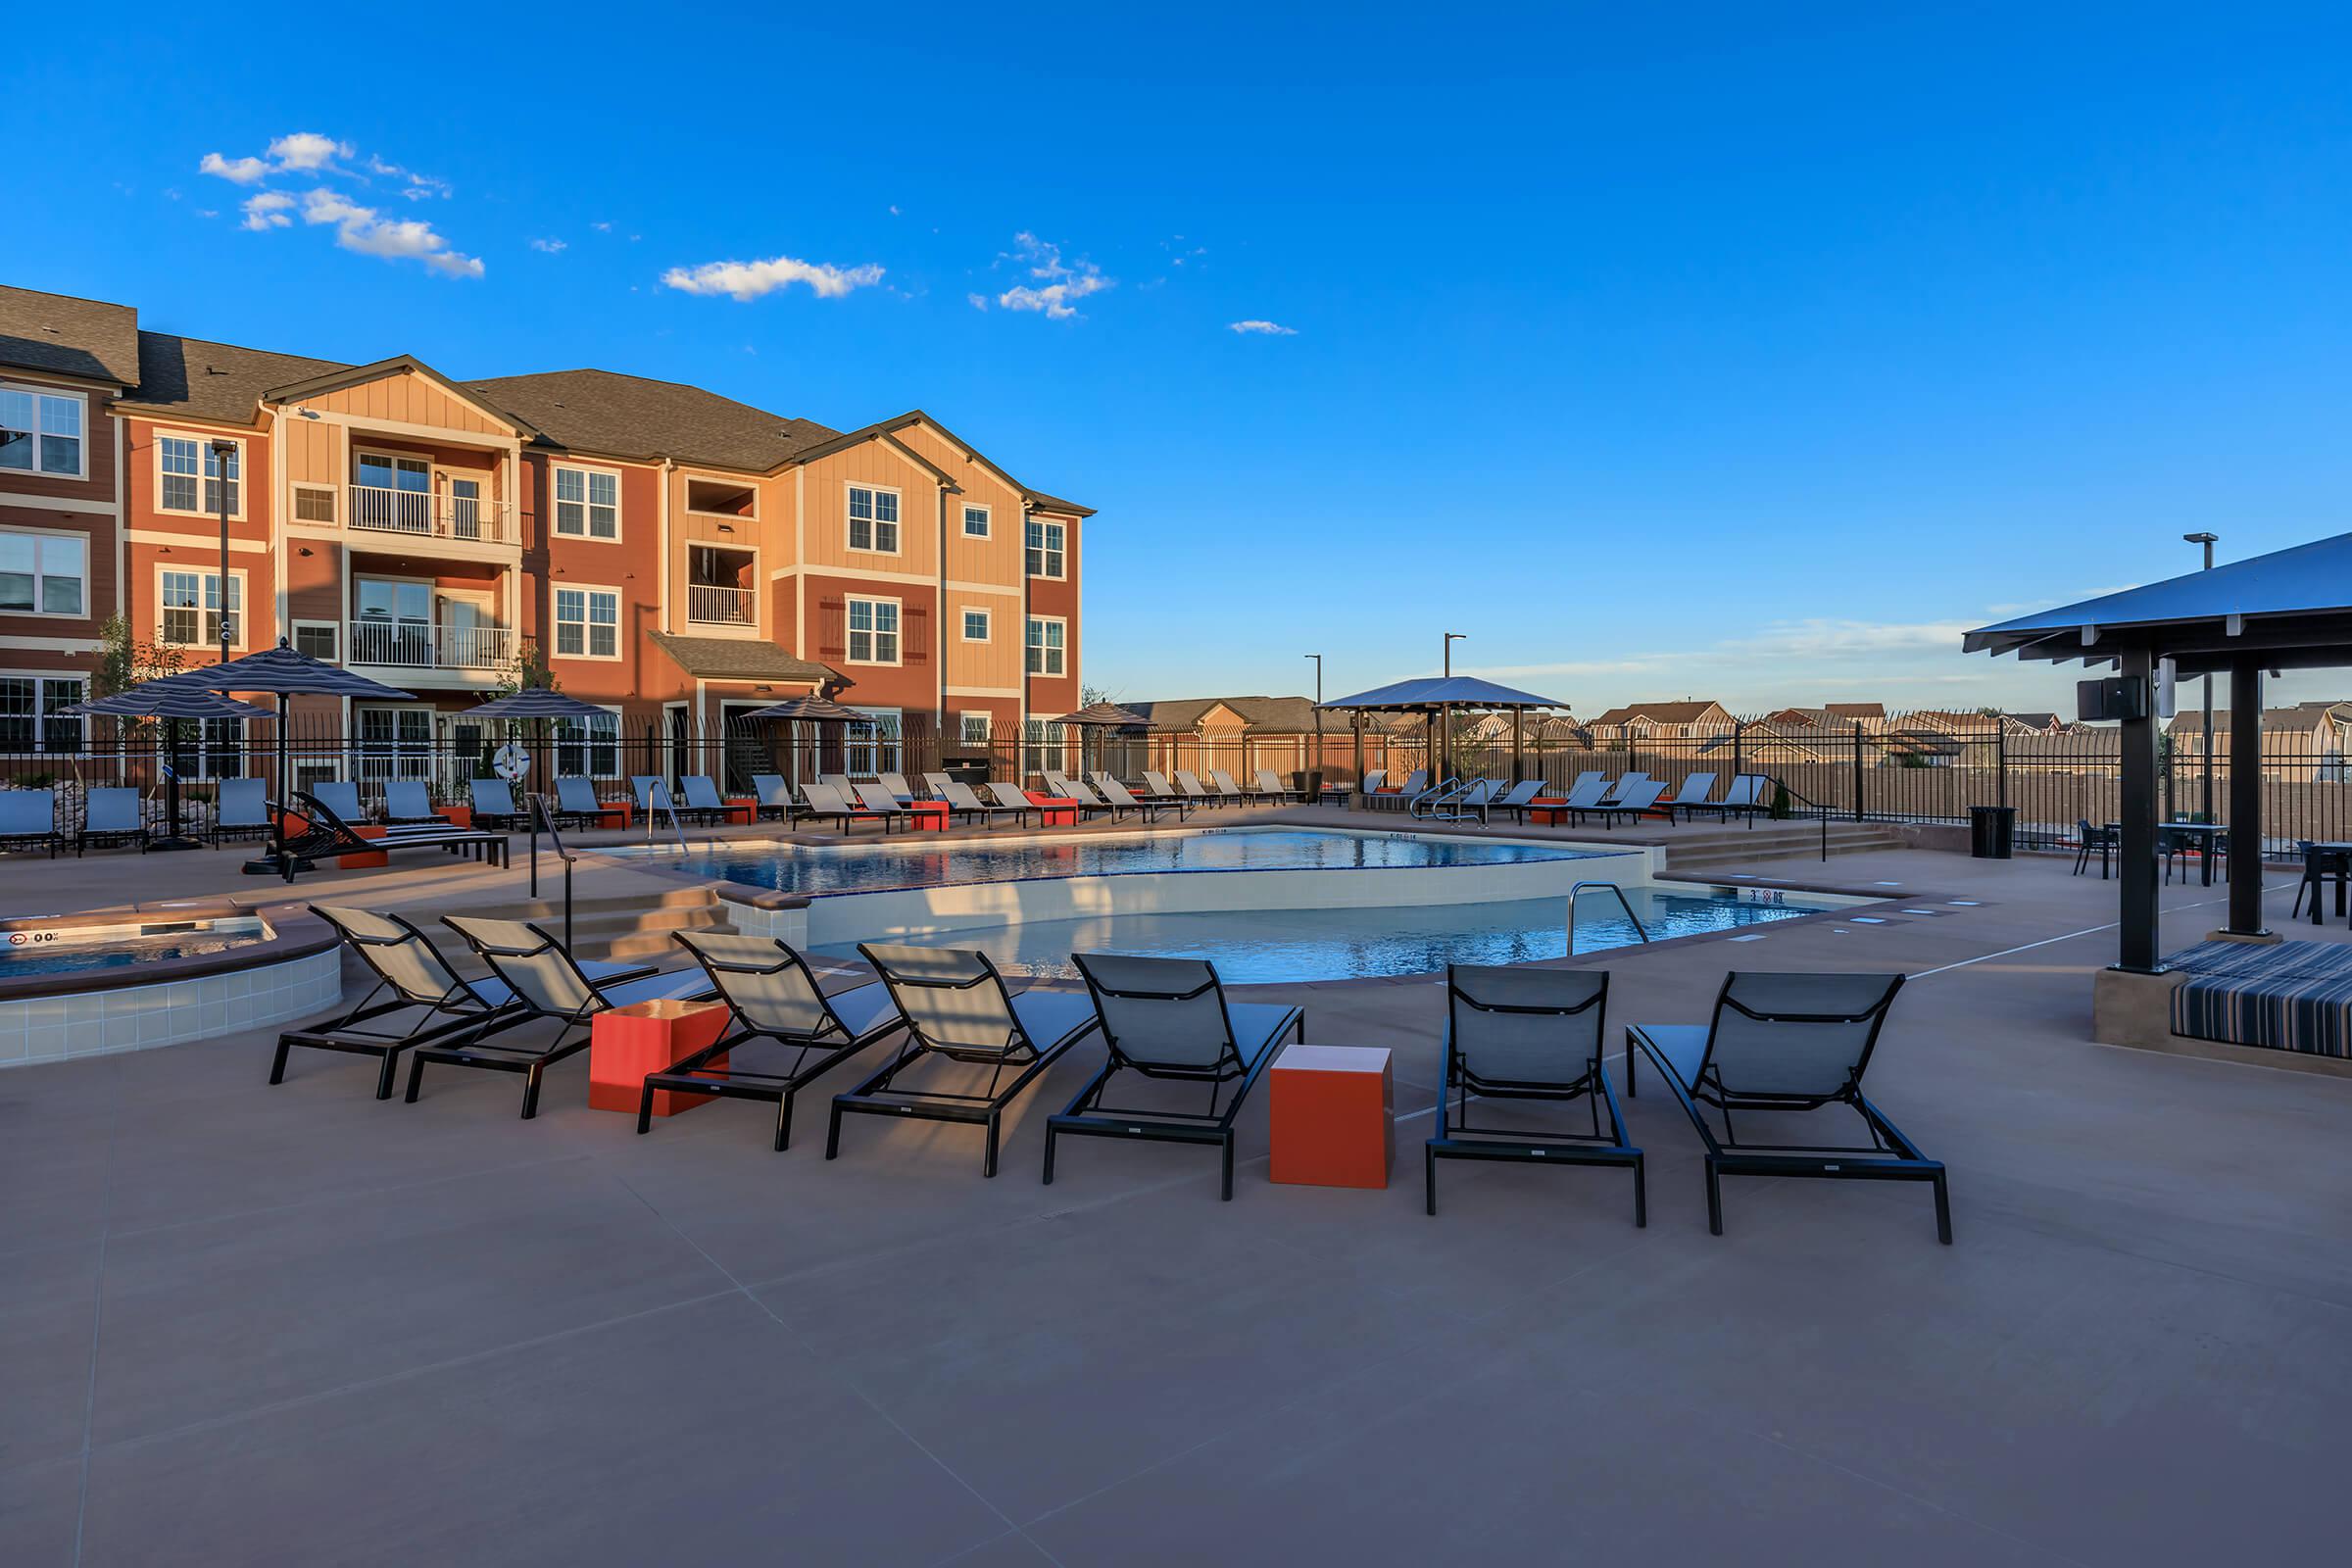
[1568,880,1650,956]
[643,777,690,853]
[526,794,576,950]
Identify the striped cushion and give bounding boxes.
[2169,940,2352,1059]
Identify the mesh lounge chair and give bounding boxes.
[1681,772,1770,825]
[1490,779,1547,822]
[1044,773,1116,820]
[1658,771,1720,822]
[0,789,61,857]
[828,945,1102,1176]
[921,771,954,796]
[1250,769,1306,805]
[1425,778,1501,824]
[416,915,716,1118]
[1425,964,1642,1222]
[553,776,612,830]
[314,780,365,824]
[749,773,799,822]
[383,780,441,826]
[1409,776,1472,819]
[211,777,272,846]
[278,906,649,1100]
[1355,767,1388,800]
[636,933,906,1151]
[986,781,1050,823]
[1096,774,1185,822]
[878,771,918,803]
[1141,769,1181,803]
[1047,954,1303,1200]
[1175,769,1235,808]
[76,787,149,855]
[631,775,707,829]
[941,779,1029,827]
[470,776,530,830]
[677,775,739,826]
[1358,767,1427,811]
[1626,972,1947,1243]
[1207,768,1255,806]
[279,788,509,880]
[1576,778,1667,829]
[800,780,900,832]
[849,780,919,826]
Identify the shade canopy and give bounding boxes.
[163,637,416,700]
[1321,676,1568,711]
[744,695,871,724]
[460,686,612,720]
[1052,701,1148,728]
[62,685,274,721]
[1965,532,2352,675]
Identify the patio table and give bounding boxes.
[2161,821,2227,887]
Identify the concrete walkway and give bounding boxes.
[2,850,2348,1564]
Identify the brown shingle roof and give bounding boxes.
[0,284,142,385]
[1128,695,1376,734]
[1022,487,1095,517]
[647,633,836,685]
[466,369,838,471]
[121,333,345,425]
[1591,701,1726,725]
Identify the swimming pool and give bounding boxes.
[1,917,270,977]
[810,885,1847,984]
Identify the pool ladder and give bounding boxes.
[1568,880,1650,956]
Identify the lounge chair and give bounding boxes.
[550,776,611,830]
[1207,768,1254,806]
[828,945,1102,1177]
[1649,771,1715,822]
[469,776,529,830]
[1425,964,1642,1222]
[634,933,906,1150]
[277,788,510,880]
[878,771,918,804]
[1682,772,1771,825]
[1490,779,1547,822]
[1363,768,1429,812]
[1428,778,1501,824]
[849,780,918,826]
[987,781,1050,823]
[1250,768,1306,805]
[415,915,716,1118]
[631,775,691,828]
[677,775,739,826]
[1626,972,1947,1243]
[1141,769,1181,803]
[799,780,899,832]
[941,779,1029,827]
[313,780,365,824]
[383,780,441,826]
[1353,767,1388,803]
[1043,773,1117,820]
[1409,776,1470,819]
[1175,769,1234,808]
[211,777,272,846]
[0,789,61,857]
[1046,954,1303,1200]
[749,773,799,822]
[278,906,648,1100]
[921,771,954,798]
[1542,775,1615,820]
[76,787,149,855]
[1576,778,1667,828]
[1096,774,1185,822]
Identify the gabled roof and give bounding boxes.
[1021,488,1094,517]
[647,632,836,685]
[466,369,837,471]
[1126,695,1359,734]
[1823,701,1885,718]
[1590,700,1728,726]
[0,283,142,385]
[120,333,344,425]
[2166,702,2349,736]
[790,409,1094,515]
[266,355,536,438]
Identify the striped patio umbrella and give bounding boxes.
[460,686,613,721]
[61,684,276,850]
[1050,702,1147,778]
[744,695,870,725]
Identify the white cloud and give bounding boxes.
[1228,319,1297,335]
[530,237,567,254]
[268,132,353,172]
[967,292,990,311]
[240,192,296,230]
[200,152,270,184]
[889,204,902,216]
[295,187,482,277]
[661,254,885,301]
[994,232,1112,319]
[592,220,612,232]
[1724,618,1978,658]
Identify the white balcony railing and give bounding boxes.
[348,484,512,545]
[686,584,755,625]
[346,619,513,670]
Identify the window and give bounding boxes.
[554,710,620,777]
[0,529,86,616]
[157,435,238,514]
[1022,718,1067,779]
[847,485,900,553]
[357,708,433,781]
[292,620,340,662]
[183,717,246,780]
[1026,517,1065,578]
[554,587,620,659]
[160,568,241,647]
[848,710,903,774]
[554,466,619,539]
[0,675,86,754]
[962,504,991,538]
[959,712,991,747]
[0,386,85,477]
[961,609,991,642]
[1026,615,1065,676]
[846,596,900,663]
[294,484,337,524]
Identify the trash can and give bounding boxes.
[1969,805,2015,859]
[1295,769,1323,799]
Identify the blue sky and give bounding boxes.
[9,3,2351,715]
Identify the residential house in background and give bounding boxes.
[2169,701,2352,779]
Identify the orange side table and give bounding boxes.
[1522,797,1571,826]
[907,802,951,832]
[337,823,390,869]
[1025,793,1080,827]
[594,799,632,831]
[436,805,475,830]
[588,999,729,1116]
[1268,1044,1394,1189]
[722,796,759,826]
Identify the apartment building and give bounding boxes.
[0,283,1091,782]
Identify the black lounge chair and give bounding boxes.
[278,788,510,878]
[1626,972,1948,1243]
[1680,772,1770,825]
[383,780,442,826]
[413,915,716,1117]
[468,776,531,830]
[1046,954,1301,1200]
[749,773,800,822]
[76,787,150,855]
[1095,774,1186,821]
[636,933,905,1151]
[1575,777,1667,828]
[552,776,612,831]
[276,906,651,1099]
[827,944,1102,1177]
[1425,964,1642,1222]
[1658,771,1720,822]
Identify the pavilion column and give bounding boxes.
[1512,709,1524,783]
[2116,642,2163,973]
[2227,658,2268,937]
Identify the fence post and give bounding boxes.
[1732,718,1743,789]
[1996,722,2007,809]
[1851,722,1865,822]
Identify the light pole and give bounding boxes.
[1441,632,1465,780]
[210,440,238,668]
[2184,532,2218,822]
[1304,653,1323,794]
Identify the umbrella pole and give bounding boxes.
[153,718,201,851]
[245,695,296,875]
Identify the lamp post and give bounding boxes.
[2184,532,2219,822]
[210,440,238,668]
[1304,653,1323,794]
[1440,632,1465,780]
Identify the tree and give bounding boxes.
[492,638,559,698]
[93,614,184,700]
[1080,683,1115,708]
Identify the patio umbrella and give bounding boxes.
[1052,702,1147,779]
[61,684,274,851]
[163,638,417,874]
[746,695,870,788]
[460,686,612,720]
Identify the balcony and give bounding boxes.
[347,484,514,546]
[346,619,513,671]
[687,584,755,626]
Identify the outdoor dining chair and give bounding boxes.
[2073,818,2119,878]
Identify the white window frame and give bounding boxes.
[553,705,623,778]
[845,594,902,665]
[154,431,246,520]
[1026,517,1065,579]
[553,463,623,541]
[958,711,992,747]
[355,705,435,783]
[960,608,992,643]
[1022,717,1068,779]
[291,619,341,662]
[961,503,991,539]
[846,483,902,555]
[552,583,622,661]
[156,565,249,650]
[291,482,338,525]
[848,708,904,775]
[1026,614,1066,677]
[0,671,89,755]
[0,382,89,480]
[0,526,90,618]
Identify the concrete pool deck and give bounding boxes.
[3,847,2348,1564]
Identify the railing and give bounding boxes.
[1568,881,1650,956]
[345,619,514,670]
[686,584,755,625]
[348,484,512,545]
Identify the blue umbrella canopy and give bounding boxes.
[162,637,416,700]
[61,684,274,720]
[461,686,612,720]
[1321,676,1568,710]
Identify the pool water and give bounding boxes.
[0,921,270,977]
[617,827,1604,898]
[812,885,1841,984]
